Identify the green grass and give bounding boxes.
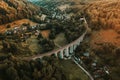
[54,33,67,48]
[25,35,42,53]
[58,60,89,80]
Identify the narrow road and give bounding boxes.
[72,58,94,80]
[72,17,94,80]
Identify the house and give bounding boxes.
[41,14,47,21]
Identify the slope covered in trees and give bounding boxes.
[84,0,120,31]
[83,0,120,48]
[0,55,89,80]
[0,56,66,80]
[0,0,40,25]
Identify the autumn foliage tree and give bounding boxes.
[84,1,120,31]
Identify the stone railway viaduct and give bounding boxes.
[31,30,87,60]
[25,17,88,60]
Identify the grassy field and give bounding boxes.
[59,60,89,80]
[54,33,67,48]
[26,35,42,53]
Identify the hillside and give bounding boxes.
[83,0,120,79]
[83,0,120,48]
[0,0,40,25]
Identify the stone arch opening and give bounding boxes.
[58,51,63,59]
[51,53,57,58]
